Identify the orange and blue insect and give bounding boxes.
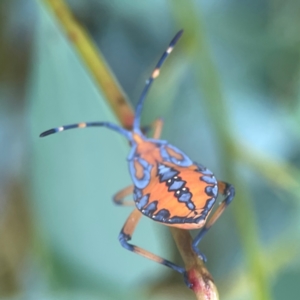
[40,30,235,287]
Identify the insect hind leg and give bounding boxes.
[119,208,191,288]
[192,181,235,262]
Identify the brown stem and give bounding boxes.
[170,228,219,300]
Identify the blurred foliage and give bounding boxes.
[1,0,300,299]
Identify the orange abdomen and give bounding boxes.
[134,162,218,230]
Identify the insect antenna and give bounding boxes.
[40,121,132,140]
[133,29,183,132]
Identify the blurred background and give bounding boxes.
[1,0,300,299]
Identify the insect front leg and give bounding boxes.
[142,118,164,139]
[151,118,164,139]
[119,208,191,288]
[113,185,135,206]
[192,181,235,262]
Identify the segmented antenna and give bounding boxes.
[39,122,132,140]
[133,30,183,132]
[40,30,183,140]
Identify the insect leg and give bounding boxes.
[151,118,164,139]
[192,181,235,262]
[113,185,135,206]
[119,208,191,287]
[141,118,164,139]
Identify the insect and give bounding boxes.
[40,30,235,287]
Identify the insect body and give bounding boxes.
[40,30,235,287]
[130,135,218,230]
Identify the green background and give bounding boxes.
[1,0,300,299]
